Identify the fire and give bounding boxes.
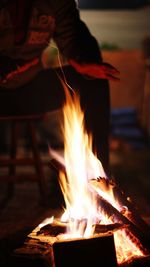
[58,87,102,238]
[48,82,144,264]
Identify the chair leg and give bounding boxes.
[7,121,19,199]
[28,121,48,205]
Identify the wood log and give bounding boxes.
[94,192,150,255]
[90,178,150,237]
[93,223,126,235]
[37,219,125,238]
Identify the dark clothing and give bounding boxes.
[0,0,110,173]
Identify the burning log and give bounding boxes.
[92,177,150,237]
[93,192,150,255]
[113,180,150,235]
[93,223,126,234]
[37,219,125,237]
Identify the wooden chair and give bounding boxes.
[0,114,49,205]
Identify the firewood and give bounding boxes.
[95,193,150,255]
[93,222,126,235]
[90,178,150,237]
[37,219,125,239]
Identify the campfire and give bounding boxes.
[24,81,150,267]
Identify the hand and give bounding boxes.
[69,60,120,81]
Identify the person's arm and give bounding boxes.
[52,0,101,63]
[51,0,119,80]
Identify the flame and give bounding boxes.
[59,85,103,238]
[48,81,144,264]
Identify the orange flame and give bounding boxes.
[59,85,103,238]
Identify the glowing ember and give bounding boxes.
[47,82,144,264]
[114,230,144,264]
